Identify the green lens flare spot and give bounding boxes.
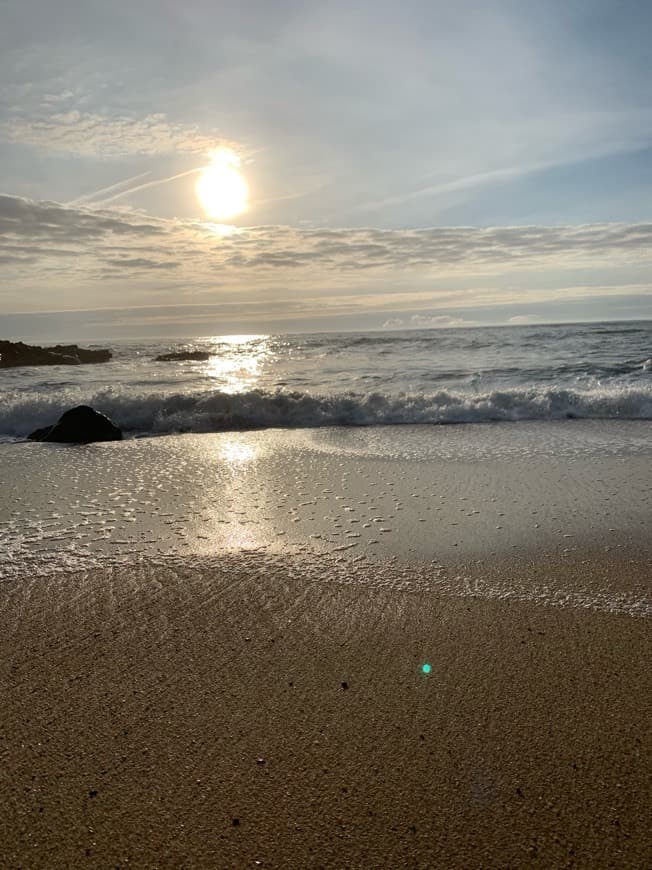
[421,663,432,674]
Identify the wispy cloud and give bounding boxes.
[348,110,652,219]
[3,110,240,158]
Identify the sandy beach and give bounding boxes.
[1,422,651,868]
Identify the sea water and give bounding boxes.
[1,321,651,440]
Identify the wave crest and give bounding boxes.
[2,384,652,439]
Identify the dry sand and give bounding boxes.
[1,422,651,868]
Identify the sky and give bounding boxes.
[1,0,651,338]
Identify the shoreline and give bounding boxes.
[3,414,652,447]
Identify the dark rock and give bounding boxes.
[0,340,111,368]
[28,425,54,441]
[51,344,111,364]
[28,405,122,444]
[154,350,210,362]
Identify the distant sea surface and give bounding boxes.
[1,321,651,441]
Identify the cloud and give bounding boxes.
[0,194,166,243]
[3,195,652,275]
[2,193,652,321]
[3,110,240,157]
[216,222,652,273]
[383,313,476,329]
[410,314,477,328]
[103,257,180,270]
[348,111,652,220]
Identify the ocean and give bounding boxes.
[1,321,651,441]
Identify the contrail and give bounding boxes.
[69,172,152,205]
[251,185,325,207]
[95,166,206,205]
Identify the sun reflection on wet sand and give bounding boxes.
[219,437,257,465]
[187,433,265,551]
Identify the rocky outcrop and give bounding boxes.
[0,340,111,368]
[28,406,122,443]
[154,350,210,362]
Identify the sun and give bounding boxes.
[196,148,248,220]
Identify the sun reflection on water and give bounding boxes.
[202,334,271,393]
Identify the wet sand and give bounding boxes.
[2,422,651,578]
[1,423,651,867]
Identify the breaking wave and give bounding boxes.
[2,385,652,440]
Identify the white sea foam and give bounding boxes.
[2,384,652,439]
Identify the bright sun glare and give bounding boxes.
[196,148,248,220]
